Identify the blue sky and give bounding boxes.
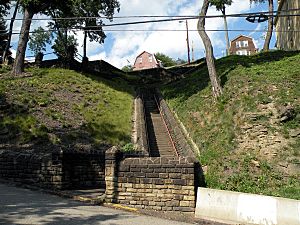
[7,0,278,69]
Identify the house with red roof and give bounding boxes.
[133,51,161,71]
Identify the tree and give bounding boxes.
[121,65,133,72]
[12,0,120,75]
[52,34,78,59]
[210,0,232,56]
[175,58,187,65]
[52,34,78,68]
[154,53,177,67]
[2,0,19,64]
[12,0,60,75]
[47,0,120,62]
[250,0,273,51]
[197,0,223,98]
[73,0,120,59]
[28,26,52,65]
[28,27,52,56]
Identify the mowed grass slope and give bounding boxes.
[161,51,300,199]
[0,68,134,151]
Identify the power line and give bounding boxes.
[2,28,300,36]
[0,8,299,36]
[2,8,300,22]
[101,29,300,32]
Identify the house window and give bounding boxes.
[139,57,142,63]
[236,50,248,55]
[236,40,249,48]
[149,56,153,62]
[243,40,248,47]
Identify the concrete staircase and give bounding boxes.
[143,90,176,157]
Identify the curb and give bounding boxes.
[195,187,300,225]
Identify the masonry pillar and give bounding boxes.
[105,146,120,203]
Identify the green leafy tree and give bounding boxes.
[154,52,177,67]
[52,34,78,60]
[47,0,120,62]
[12,0,62,75]
[198,0,223,98]
[12,0,120,75]
[176,58,187,65]
[72,0,120,59]
[250,0,273,51]
[28,27,52,56]
[210,0,232,56]
[52,34,78,69]
[121,65,133,72]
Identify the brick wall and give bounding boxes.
[0,150,106,190]
[105,147,202,212]
[0,150,64,188]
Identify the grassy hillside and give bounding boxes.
[0,68,134,152]
[161,51,300,199]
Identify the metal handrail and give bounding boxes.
[153,94,179,157]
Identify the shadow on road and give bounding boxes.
[0,183,133,225]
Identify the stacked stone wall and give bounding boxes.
[105,148,201,212]
[0,150,106,190]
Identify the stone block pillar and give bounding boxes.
[105,146,120,203]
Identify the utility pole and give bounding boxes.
[185,20,191,64]
[179,20,191,64]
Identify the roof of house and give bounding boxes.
[133,51,158,65]
[135,51,152,59]
[230,35,255,43]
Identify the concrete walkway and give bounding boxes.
[0,183,195,225]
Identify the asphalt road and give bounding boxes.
[0,183,195,225]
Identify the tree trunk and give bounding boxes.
[222,7,230,56]
[12,7,34,75]
[35,52,43,67]
[263,0,273,51]
[3,0,19,64]
[197,0,223,98]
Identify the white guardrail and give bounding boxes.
[195,188,300,225]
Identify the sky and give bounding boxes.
[6,0,278,69]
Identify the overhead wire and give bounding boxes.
[0,8,298,36]
[2,8,300,21]
[1,28,300,36]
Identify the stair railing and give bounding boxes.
[153,94,179,157]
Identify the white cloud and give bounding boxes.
[6,0,257,69]
[98,0,253,68]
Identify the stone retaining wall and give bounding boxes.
[133,89,149,156]
[0,150,105,190]
[0,147,202,213]
[105,147,202,212]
